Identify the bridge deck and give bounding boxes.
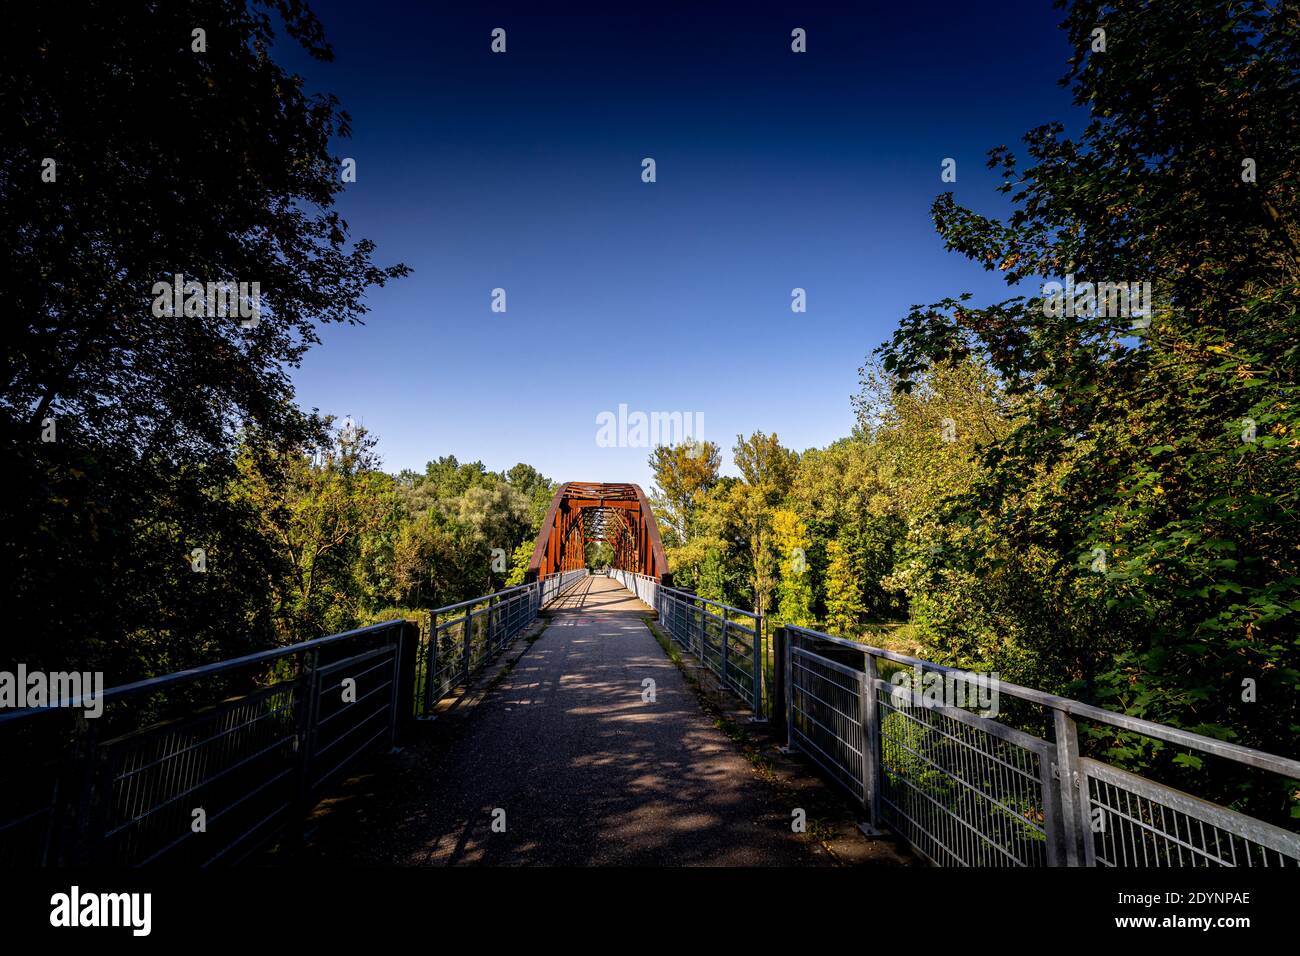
[317,574,826,865]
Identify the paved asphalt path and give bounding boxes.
[396,574,826,865]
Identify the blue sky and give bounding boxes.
[277,3,1078,488]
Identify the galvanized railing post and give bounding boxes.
[295,647,322,822]
[387,622,403,745]
[423,610,438,717]
[862,652,880,826]
[1040,733,1066,867]
[393,619,420,738]
[63,713,101,865]
[784,627,795,751]
[1053,708,1087,866]
[772,625,787,734]
[751,612,762,718]
[720,611,730,690]
[461,606,473,682]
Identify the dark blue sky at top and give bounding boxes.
[274,1,1079,487]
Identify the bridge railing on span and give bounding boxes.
[416,569,587,715]
[781,624,1300,868]
[609,569,766,717]
[0,570,588,866]
[605,569,1300,868]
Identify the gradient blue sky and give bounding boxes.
[277,2,1079,488]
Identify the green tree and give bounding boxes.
[505,540,535,587]
[234,422,400,640]
[734,432,798,505]
[824,538,866,636]
[648,440,721,546]
[2,0,407,675]
[877,0,1300,812]
[722,433,799,615]
[507,462,558,529]
[445,482,530,591]
[771,509,816,628]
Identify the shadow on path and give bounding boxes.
[300,575,827,866]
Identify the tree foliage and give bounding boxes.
[875,0,1299,811]
[2,0,407,677]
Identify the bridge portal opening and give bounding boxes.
[524,482,671,586]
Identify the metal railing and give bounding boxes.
[0,571,586,867]
[0,619,415,866]
[543,568,590,605]
[609,570,765,718]
[780,623,1300,867]
[415,570,587,717]
[608,567,657,606]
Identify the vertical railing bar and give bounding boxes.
[67,714,100,865]
[862,652,880,827]
[1052,708,1086,867]
[387,623,401,747]
[295,647,321,822]
[1079,761,1097,866]
[461,606,472,684]
[720,612,729,696]
[785,630,796,752]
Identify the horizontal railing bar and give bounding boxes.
[879,680,1054,757]
[314,679,394,729]
[135,767,295,867]
[785,624,1300,778]
[0,805,53,835]
[312,701,390,758]
[1082,757,1300,860]
[0,619,406,722]
[101,733,296,839]
[793,645,863,679]
[429,583,537,617]
[310,725,390,791]
[204,798,295,867]
[881,730,1045,830]
[657,585,758,621]
[111,700,295,780]
[316,648,397,683]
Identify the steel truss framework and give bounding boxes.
[525,482,671,585]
